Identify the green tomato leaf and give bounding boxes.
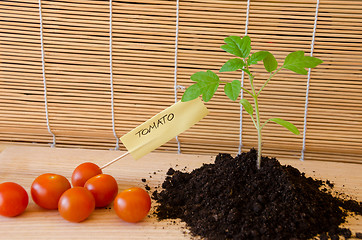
[198,80,219,102]
[188,70,220,102]
[181,83,202,102]
[283,51,307,75]
[221,35,251,58]
[248,51,269,65]
[240,98,253,117]
[283,51,323,75]
[238,36,252,58]
[224,80,241,101]
[268,118,300,135]
[220,58,245,72]
[220,44,240,58]
[183,70,220,102]
[190,70,219,83]
[263,52,278,72]
[304,56,324,68]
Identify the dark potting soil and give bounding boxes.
[152,149,362,240]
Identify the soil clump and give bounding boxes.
[152,149,362,240]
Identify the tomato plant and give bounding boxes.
[84,174,118,208]
[0,182,28,217]
[114,187,151,223]
[71,162,102,187]
[31,173,71,210]
[58,187,95,222]
[181,35,322,169]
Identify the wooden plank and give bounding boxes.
[0,146,361,239]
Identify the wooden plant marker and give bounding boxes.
[101,98,208,169]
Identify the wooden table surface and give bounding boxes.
[0,146,361,239]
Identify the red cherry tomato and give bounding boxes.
[31,173,71,210]
[0,182,28,217]
[84,174,118,208]
[71,162,102,187]
[114,187,151,223]
[58,187,95,222]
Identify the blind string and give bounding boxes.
[38,0,318,156]
[174,0,181,154]
[300,0,320,161]
[238,0,251,155]
[109,0,120,150]
[39,0,56,147]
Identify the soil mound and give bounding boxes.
[152,149,362,240]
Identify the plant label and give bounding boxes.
[120,98,209,160]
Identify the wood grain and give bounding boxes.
[0,146,361,239]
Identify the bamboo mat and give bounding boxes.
[0,0,361,163]
[0,145,361,239]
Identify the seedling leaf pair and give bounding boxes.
[221,49,278,78]
[182,71,243,102]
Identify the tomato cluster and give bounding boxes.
[0,162,151,224]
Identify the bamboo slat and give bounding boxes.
[0,0,361,164]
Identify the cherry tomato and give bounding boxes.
[84,174,118,208]
[0,182,28,217]
[58,187,95,222]
[31,173,71,210]
[71,162,102,187]
[114,187,151,223]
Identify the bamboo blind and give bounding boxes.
[0,0,361,164]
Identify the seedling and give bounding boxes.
[181,35,323,169]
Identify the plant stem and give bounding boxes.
[247,69,262,170]
[257,67,283,97]
[253,95,262,169]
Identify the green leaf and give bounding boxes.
[263,52,278,72]
[283,51,323,75]
[240,99,253,116]
[188,70,220,102]
[198,80,219,102]
[238,36,252,58]
[283,51,307,74]
[304,56,324,68]
[224,80,241,101]
[248,51,269,65]
[190,70,219,83]
[268,118,300,135]
[220,58,245,72]
[181,83,202,102]
[221,35,251,58]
